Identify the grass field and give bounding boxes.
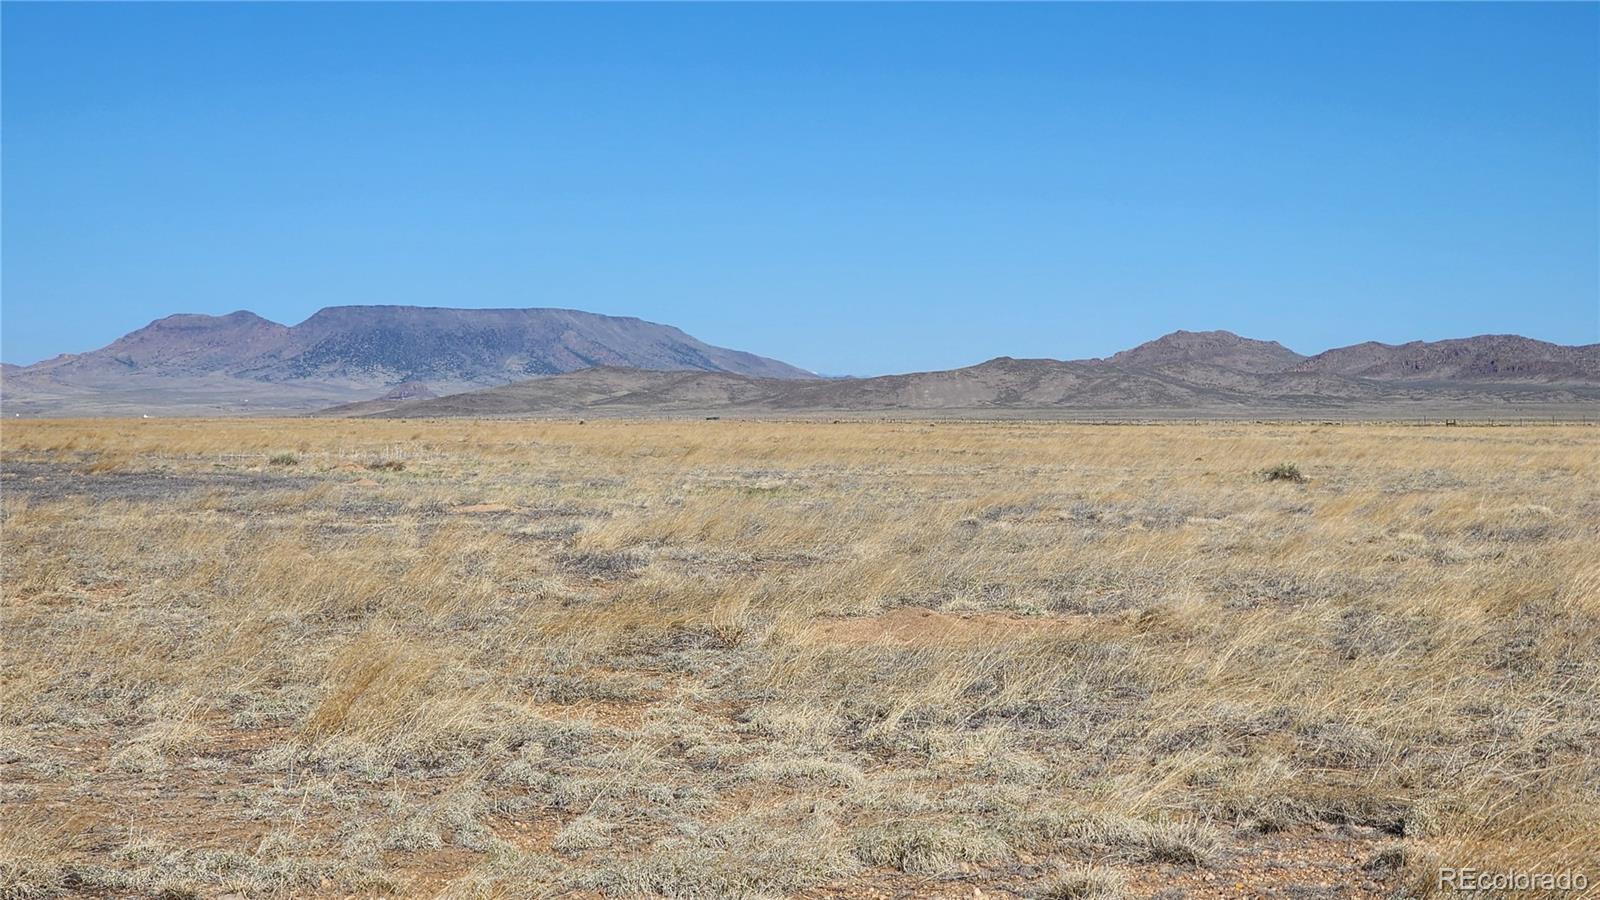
[2,419,1596,899]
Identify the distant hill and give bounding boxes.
[1291,335,1600,382]
[1107,329,1306,373]
[355,333,1600,421]
[1,306,811,415]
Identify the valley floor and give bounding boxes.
[2,420,1596,898]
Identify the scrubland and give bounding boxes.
[1,419,1596,899]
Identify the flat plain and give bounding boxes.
[2,419,1596,898]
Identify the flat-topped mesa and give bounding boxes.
[9,305,813,388]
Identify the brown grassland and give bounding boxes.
[1,419,1596,899]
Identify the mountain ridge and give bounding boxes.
[1290,334,1600,382]
[4,311,1597,417]
[340,332,1600,420]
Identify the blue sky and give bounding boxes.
[3,3,1596,375]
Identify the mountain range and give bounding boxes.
[1,306,810,415]
[3,307,1597,418]
[339,337,1600,420]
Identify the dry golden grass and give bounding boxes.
[1,419,1596,898]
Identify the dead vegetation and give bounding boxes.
[1,419,1596,898]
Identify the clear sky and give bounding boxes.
[3,3,1596,374]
